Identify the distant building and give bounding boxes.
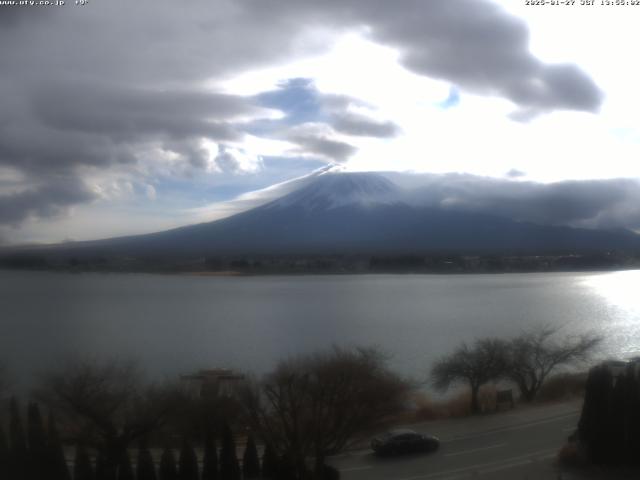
[180,368,245,398]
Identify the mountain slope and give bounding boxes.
[22,172,638,260]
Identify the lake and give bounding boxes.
[1,269,640,391]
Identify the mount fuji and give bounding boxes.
[18,171,640,261]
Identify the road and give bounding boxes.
[329,401,583,480]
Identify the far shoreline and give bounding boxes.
[2,265,640,278]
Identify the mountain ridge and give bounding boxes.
[3,172,640,261]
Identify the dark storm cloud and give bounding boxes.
[393,173,640,230]
[0,0,604,230]
[0,177,95,225]
[0,82,256,175]
[0,123,135,173]
[33,83,254,141]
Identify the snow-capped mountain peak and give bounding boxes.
[265,172,404,211]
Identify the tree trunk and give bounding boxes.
[517,380,536,403]
[99,438,126,480]
[313,452,325,479]
[470,385,481,415]
[521,388,536,403]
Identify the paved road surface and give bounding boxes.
[329,401,583,479]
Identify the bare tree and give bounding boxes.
[505,326,601,402]
[431,338,508,414]
[34,358,181,477]
[238,346,411,479]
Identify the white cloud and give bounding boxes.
[145,184,157,200]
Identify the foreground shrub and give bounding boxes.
[431,339,507,415]
[73,446,94,480]
[136,439,156,480]
[557,442,584,467]
[219,424,240,480]
[159,447,178,480]
[536,372,587,403]
[117,450,134,480]
[201,432,218,480]
[242,434,260,479]
[179,438,199,480]
[240,346,411,479]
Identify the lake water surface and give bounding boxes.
[2,270,640,389]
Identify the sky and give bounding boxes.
[2,0,640,244]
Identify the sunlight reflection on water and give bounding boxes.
[582,270,640,359]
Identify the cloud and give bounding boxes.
[214,146,243,174]
[506,169,526,178]
[0,84,270,178]
[33,83,257,140]
[253,77,400,139]
[213,145,263,174]
[145,184,157,200]
[330,112,399,138]
[246,78,398,165]
[285,124,357,162]
[1,82,268,175]
[357,0,603,116]
[389,173,640,230]
[0,7,43,28]
[0,177,96,225]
